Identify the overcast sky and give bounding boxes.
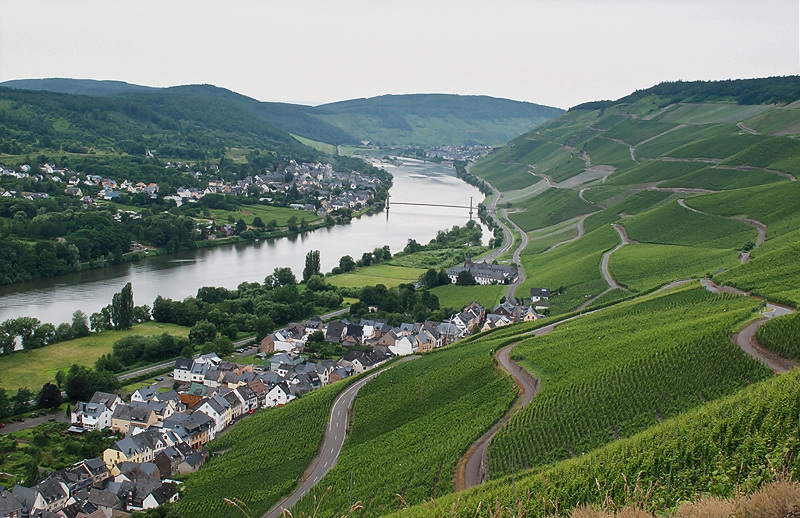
[1,0,797,109]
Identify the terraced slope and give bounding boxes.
[391,369,800,518]
[470,78,800,310]
[487,286,771,476]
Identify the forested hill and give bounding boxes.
[0,79,564,147]
[0,86,319,162]
[572,76,800,111]
[0,78,157,96]
[313,94,565,146]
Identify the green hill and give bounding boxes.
[314,94,565,146]
[472,76,800,310]
[0,86,318,161]
[0,79,564,147]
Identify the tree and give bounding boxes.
[110,282,134,330]
[90,311,109,332]
[54,322,73,342]
[66,375,92,402]
[235,218,247,234]
[360,252,373,266]
[0,321,15,355]
[339,255,356,272]
[0,388,11,418]
[252,216,264,228]
[456,270,477,286]
[273,267,297,287]
[72,310,90,337]
[38,382,62,409]
[306,274,328,292]
[16,317,41,350]
[303,250,321,282]
[404,239,422,253]
[12,388,32,415]
[133,305,151,323]
[31,323,55,349]
[189,320,217,346]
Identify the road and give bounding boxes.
[479,186,514,264]
[504,214,529,300]
[456,344,539,489]
[264,356,417,518]
[701,279,798,373]
[0,411,69,435]
[600,224,631,292]
[544,216,588,253]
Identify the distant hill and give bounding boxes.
[0,79,564,147]
[0,78,158,96]
[315,94,565,146]
[0,86,317,162]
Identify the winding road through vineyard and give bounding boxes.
[263,357,418,518]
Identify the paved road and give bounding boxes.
[701,279,798,373]
[480,186,514,264]
[600,224,631,292]
[544,216,588,253]
[457,345,539,489]
[264,357,417,518]
[0,411,69,435]
[504,214,529,300]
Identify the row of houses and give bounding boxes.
[2,441,184,517]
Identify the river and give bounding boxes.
[0,158,487,326]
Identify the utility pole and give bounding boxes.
[469,196,474,221]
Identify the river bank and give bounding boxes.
[0,159,487,325]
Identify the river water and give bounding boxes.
[0,159,487,326]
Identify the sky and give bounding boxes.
[1,0,798,109]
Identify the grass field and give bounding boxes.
[327,264,426,289]
[687,181,800,238]
[519,225,619,313]
[508,189,595,232]
[291,134,337,155]
[174,377,359,518]
[388,246,489,270]
[667,133,768,160]
[742,105,800,135]
[722,136,800,175]
[0,322,189,391]
[392,369,799,518]
[292,336,516,517]
[624,199,756,249]
[430,284,505,311]
[609,243,738,292]
[717,233,800,306]
[657,103,772,125]
[659,166,784,190]
[207,204,320,227]
[489,287,769,475]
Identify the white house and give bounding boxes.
[389,335,418,357]
[71,392,123,431]
[264,383,294,407]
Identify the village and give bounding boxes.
[0,292,550,517]
[0,159,383,217]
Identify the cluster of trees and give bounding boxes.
[0,310,90,355]
[0,283,142,357]
[572,77,800,111]
[152,253,343,342]
[0,362,119,420]
[342,283,443,324]
[95,332,191,373]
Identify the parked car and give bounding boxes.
[154,377,164,381]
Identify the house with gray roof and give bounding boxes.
[0,490,23,518]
